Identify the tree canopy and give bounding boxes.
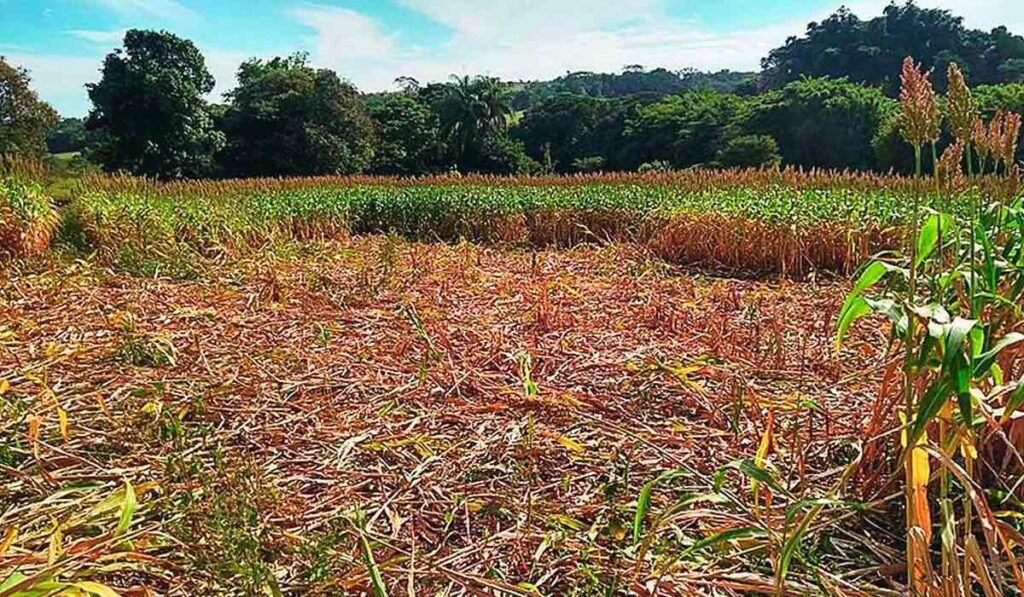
[8,1,1021,179]
[86,29,224,179]
[762,2,1024,92]
[746,77,896,170]
[0,57,59,158]
[218,54,374,177]
[366,92,442,175]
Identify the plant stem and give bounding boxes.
[905,143,923,593]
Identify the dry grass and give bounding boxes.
[0,237,902,594]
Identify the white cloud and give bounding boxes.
[91,0,199,23]
[5,53,102,115]
[200,47,257,101]
[290,0,1024,93]
[292,0,798,91]
[290,4,396,58]
[67,29,126,44]
[394,0,663,41]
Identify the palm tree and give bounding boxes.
[437,75,511,170]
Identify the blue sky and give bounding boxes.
[2,0,1022,116]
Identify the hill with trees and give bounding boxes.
[2,1,1023,179]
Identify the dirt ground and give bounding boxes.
[0,237,894,595]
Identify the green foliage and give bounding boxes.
[637,160,673,173]
[0,56,59,158]
[571,156,606,173]
[1,175,58,259]
[747,77,896,170]
[219,53,374,177]
[762,3,1024,92]
[973,83,1024,117]
[713,134,782,169]
[45,117,98,155]
[436,75,513,171]
[367,93,442,175]
[508,67,756,110]
[476,134,541,175]
[86,29,224,179]
[623,91,749,169]
[514,94,612,173]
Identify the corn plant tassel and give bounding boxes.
[999,111,1021,173]
[989,110,1006,175]
[899,57,942,157]
[947,63,976,179]
[946,63,975,143]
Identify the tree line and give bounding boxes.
[2,1,1024,179]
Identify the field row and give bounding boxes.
[4,168,1022,275]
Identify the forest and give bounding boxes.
[3,1,1024,180]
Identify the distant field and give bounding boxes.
[40,168,1015,276]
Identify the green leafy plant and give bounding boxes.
[837,57,1024,595]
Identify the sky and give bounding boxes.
[2,0,1024,117]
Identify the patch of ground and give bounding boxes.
[0,238,893,595]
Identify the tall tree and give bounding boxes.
[367,93,442,175]
[514,94,611,173]
[46,117,96,155]
[0,57,59,158]
[86,30,224,179]
[437,76,512,170]
[219,54,374,177]
[621,90,750,169]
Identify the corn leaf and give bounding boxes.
[116,478,136,537]
[633,468,689,543]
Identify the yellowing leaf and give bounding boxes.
[47,517,63,565]
[57,407,69,441]
[0,379,9,395]
[901,413,932,544]
[26,416,39,444]
[555,434,585,455]
[73,581,122,597]
[0,526,17,556]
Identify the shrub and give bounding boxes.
[713,134,782,169]
[637,160,673,173]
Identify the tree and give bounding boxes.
[86,30,223,179]
[46,117,97,154]
[514,94,610,173]
[620,90,749,169]
[0,57,58,158]
[219,54,374,177]
[436,76,512,171]
[476,134,540,175]
[367,93,442,175]
[713,135,782,169]
[746,77,895,170]
[761,2,1024,92]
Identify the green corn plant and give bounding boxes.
[836,57,1024,595]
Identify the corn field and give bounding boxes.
[2,60,1024,596]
